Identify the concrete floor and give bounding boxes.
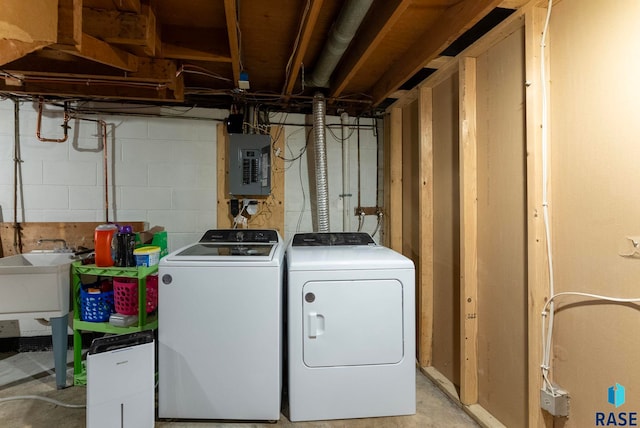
[0,350,479,428]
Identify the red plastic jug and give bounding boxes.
[94,224,118,267]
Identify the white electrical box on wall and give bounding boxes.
[228,134,271,196]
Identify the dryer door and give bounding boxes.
[302,279,404,367]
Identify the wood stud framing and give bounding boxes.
[458,56,479,406]
[388,107,404,253]
[524,4,550,428]
[417,85,434,367]
[385,4,555,427]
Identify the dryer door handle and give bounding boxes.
[307,312,325,338]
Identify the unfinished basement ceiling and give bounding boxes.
[0,0,525,115]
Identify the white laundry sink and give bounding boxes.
[0,252,74,319]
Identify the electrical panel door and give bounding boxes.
[228,134,271,196]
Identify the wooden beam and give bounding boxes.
[330,0,411,98]
[0,78,182,102]
[525,5,551,428]
[459,56,478,406]
[224,0,241,86]
[0,41,51,67]
[283,0,325,96]
[417,85,434,367]
[426,55,455,70]
[82,6,155,46]
[161,27,231,62]
[56,33,139,71]
[388,107,403,253]
[0,0,58,65]
[56,0,82,47]
[500,0,531,9]
[370,0,503,106]
[142,3,157,56]
[5,56,175,83]
[112,0,140,13]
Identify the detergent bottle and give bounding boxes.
[94,224,118,267]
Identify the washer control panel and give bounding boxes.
[199,229,279,243]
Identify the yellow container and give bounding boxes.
[133,246,161,267]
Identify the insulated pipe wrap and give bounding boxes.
[313,93,330,232]
[307,0,374,88]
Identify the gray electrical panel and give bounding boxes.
[228,134,271,196]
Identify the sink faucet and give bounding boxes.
[37,238,69,252]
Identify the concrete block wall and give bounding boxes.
[0,99,222,251]
[0,98,380,337]
[277,113,380,241]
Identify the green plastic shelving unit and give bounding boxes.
[71,261,158,385]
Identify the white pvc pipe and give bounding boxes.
[341,112,350,231]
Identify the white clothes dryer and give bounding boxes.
[158,229,284,421]
[286,232,416,422]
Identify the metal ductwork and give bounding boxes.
[313,92,330,232]
[307,0,374,88]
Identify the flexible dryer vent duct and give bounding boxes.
[313,92,330,232]
[307,0,374,88]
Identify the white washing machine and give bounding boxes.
[286,232,416,422]
[158,229,284,421]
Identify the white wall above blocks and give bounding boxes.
[0,99,381,251]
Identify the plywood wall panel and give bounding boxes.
[402,101,420,264]
[475,27,527,427]
[547,0,640,426]
[0,221,147,256]
[431,71,461,385]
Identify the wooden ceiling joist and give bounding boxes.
[283,0,325,96]
[369,0,504,106]
[112,0,140,13]
[223,0,241,86]
[83,5,155,48]
[56,0,83,48]
[57,33,139,71]
[161,27,232,63]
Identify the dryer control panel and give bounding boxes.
[292,232,375,247]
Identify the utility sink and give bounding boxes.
[0,251,74,388]
[0,252,74,320]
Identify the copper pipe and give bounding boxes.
[72,115,110,222]
[36,98,70,143]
